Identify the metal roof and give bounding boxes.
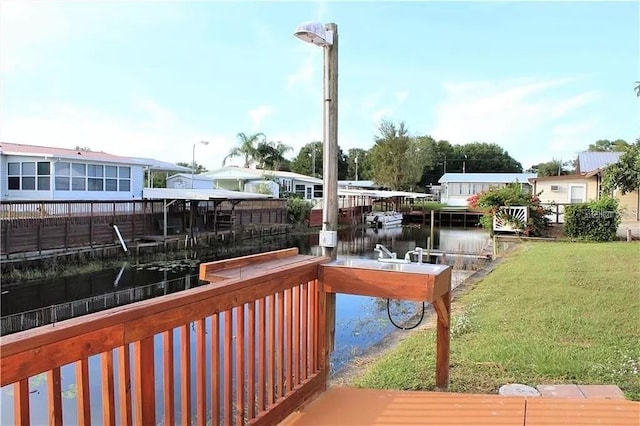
[129,157,191,173]
[338,180,380,189]
[202,167,322,184]
[577,151,622,173]
[0,142,189,172]
[142,188,272,201]
[338,188,434,199]
[438,173,537,184]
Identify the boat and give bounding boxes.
[365,211,404,228]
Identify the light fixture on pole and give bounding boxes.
[354,155,358,182]
[294,21,339,260]
[191,141,209,188]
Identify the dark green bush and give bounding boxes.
[286,196,313,225]
[564,197,621,242]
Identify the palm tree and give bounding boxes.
[255,140,293,170]
[635,81,640,97]
[223,132,265,167]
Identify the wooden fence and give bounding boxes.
[0,200,288,257]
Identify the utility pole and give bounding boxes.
[322,22,338,261]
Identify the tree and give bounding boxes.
[346,148,372,180]
[602,139,640,195]
[223,132,265,167]
[449,142,523,173]
[176,162,208,174]
[290,141,349,179]
[255,140,293,171]
[527,158,571,177]
[588,139,630,152]
[368,120,421,190]
[290,141,323,177]
[635,81,640,97]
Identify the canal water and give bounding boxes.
[1,225,490,424]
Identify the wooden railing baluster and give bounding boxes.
[223,309,233,424]
[235,306,245,425]
[210,314,220,426]
[118,345,133,426]
[101,351,116,426]
[293,285,300,387]
[276,291,285,399]
[196,319,206,426]
[14,378,30,426]
[47,367,63,426]
[75,358,91,426]
[285,288,293,393]
[257,298,266,413]
[163,330,175,426]
[301,283,308,381]
[133,337,155,425]
[180,325,191,426]
[247,301,256,420]
[267,294,276,406]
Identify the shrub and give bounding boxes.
[564,197,621,242]
[286,196,313,225]
[468,183,551,236]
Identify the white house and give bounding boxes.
[0,142,189,201]
[438,173,536,206]
[201,167,323,202]
[166,173,215,190]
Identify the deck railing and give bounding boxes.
[1,248,329,425]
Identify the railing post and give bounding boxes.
[133,337,156,425]
[433,289,451,390]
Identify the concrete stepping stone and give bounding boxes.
[499,383,541,397]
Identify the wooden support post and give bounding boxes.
[433,289,451,390]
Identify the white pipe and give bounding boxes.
[110,224,128,252]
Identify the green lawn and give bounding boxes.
[352,242,640,400]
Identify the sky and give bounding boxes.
[1,0,639,171]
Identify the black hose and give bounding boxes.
[386,299,426,330]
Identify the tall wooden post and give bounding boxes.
[323,23,339,355]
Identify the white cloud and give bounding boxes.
[0,101,233,171]
[431,77,601,168]
[248,105,276,129]
[433,77,598,140]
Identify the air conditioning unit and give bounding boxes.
[550,185,560,191]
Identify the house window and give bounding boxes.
[313,184,323,198]
[281,178,293,193]
[119,167,131,192]
[88,164,104,191]
[569,185,586,204]
[295,184,305,197]
[7,161,50,190]
[305,187,312,200]
[105,166,118,191]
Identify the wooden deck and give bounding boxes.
[282,387,640,425]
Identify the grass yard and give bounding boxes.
[352,242,640,400]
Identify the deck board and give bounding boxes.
[281,387,640,426]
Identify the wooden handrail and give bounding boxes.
[1,250,331,426]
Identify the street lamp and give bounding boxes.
[354,155,358,182]
[191,141,209,188]
[294,21,339,260]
